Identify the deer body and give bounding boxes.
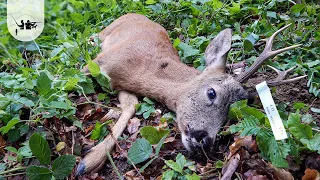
[94,13,199,111]
[77,13,304,175]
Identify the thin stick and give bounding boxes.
[106,150,122,180]
[2,172,26,177]
[0,167,27,175]
[111,134,145,180]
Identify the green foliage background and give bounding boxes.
[0,0,319,178]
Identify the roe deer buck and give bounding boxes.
[76,13,306,175]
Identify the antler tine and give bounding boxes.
[266,65,307,86]
[236,23,303,83]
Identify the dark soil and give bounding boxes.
[246,71,320,123]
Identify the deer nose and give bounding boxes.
[191,130,212,149]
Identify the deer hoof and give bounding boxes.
[75,160,86,176]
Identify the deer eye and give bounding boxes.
[207,88,216,100]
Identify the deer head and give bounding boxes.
[174,24,305,152]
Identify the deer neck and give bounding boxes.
[144,62,200,111]
[111,59,200,112]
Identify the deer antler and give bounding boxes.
[266,65,307,86]
[236,24,303,83]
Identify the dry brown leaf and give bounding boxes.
[0,135,6,154]
[228,136,256,159]
[85,125,94,135]
[127,117,140,134]
[272,166,294,180]
[164,136,175,143]
[124,169,143,180]
[302,169,320,180]
[247,175,268,180]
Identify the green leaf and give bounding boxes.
[0,96,10,109]
[165,160,183,174]
[0,118,19,135]
[90,122,104,140]
[5,146,18,154]
[185,173,200,180]
[311,107,320,113]
[287,113,313,140]
[128,138,152,165]
[36,72,52,96]
[83,25,91,37]
[17,97,34,107]
[267,11,277,19]
[140,126,170,144]
[267,137,289,168]
[26,166,52,180]
[229,1,240,15]
[49,101,68,109]
[64,78,79,90]
[155,135,167,156]
[303,134,320,153]
[139,157,157,173]
[51,47,63,58]
[88,61,100,77]
[302,114,314,124]
[244,33,259,52]
[97,93,106,101]
[29,133,51,165]
[291,4,304,13]
[176,153,186,168]
[178,42,199,60]
[145,0,156,5]
[52,155,76,179]
[143,97,154,105]
[215,160,224,168]
[162,170,175,180]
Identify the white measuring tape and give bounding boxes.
[256,81,287,140]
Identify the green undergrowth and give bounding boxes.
[0,0,319,179]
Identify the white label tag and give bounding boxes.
[256,81,287,140]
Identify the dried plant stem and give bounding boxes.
[106,150,122,180]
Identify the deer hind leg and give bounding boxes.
[76,91,138,176]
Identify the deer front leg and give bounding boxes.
[76,91,138,176]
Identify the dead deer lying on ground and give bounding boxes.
[76,13,306,175]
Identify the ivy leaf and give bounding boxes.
[52,155,76,179]
[26,166,52,180]
[36,72,52,96]
[29,133,51,165]
[128,138,152,165]
[140,126,169,144]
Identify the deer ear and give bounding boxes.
[204,28,232,71]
